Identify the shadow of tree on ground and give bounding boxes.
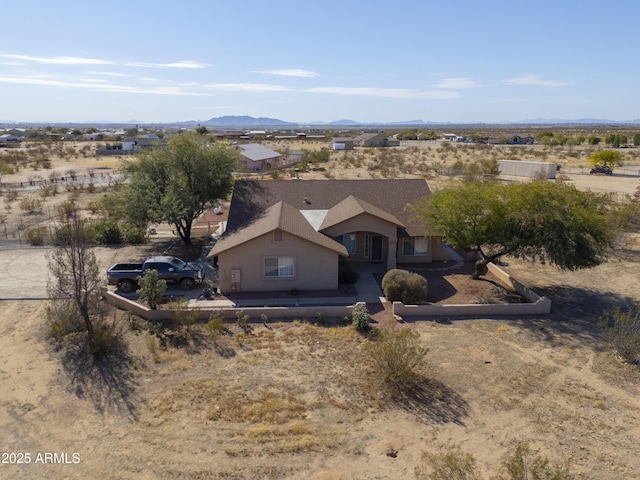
[387,376,469,426]
[61,332,140,420]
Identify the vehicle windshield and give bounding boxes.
[169,257,187,270]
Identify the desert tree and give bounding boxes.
[588,150,623,169]
[415,181,615,278]
[47,216,104,339]
[116,133,237,244]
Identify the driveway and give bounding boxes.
[0,247,52,299]
[0,245,165,300]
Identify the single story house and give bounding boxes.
[0,134,19,145]
[354,133,387,147]
[208,179,447,293]
[331,137,354,150]
[237,143,283,171]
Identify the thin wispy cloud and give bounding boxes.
[432,77,480,89]
[257,69,319,78]
[125,61,206,69]
[205,83,290,92]
[86,71,132,78]
[306,86,459,99]
[0,75,209,96]
[503,75,573,87]
[1,54,111,65]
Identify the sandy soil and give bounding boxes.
[2,140,640,479]
[1,246,640,479]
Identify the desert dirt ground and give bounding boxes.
[1,139,640,479]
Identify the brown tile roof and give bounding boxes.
[319,195,405,231]
[209,200,348,257]
[225,179,433,237]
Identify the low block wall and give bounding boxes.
[393,262,551,319]
[104,291,356,322]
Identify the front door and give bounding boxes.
[371,235,383,262]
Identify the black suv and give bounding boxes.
[590,165,613,175]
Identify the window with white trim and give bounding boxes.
[403,236,428,256]
[264,257,295,277]
[342,234,356,254]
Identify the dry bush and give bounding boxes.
[415,441,580,480]
[599,305,640,366]
[366,327,428,396]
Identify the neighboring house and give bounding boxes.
[96,144,126,155]
[0,134,19,146]
[512,135,534,145]
[354,133,387,147]
[120,134,161,152]
[331,137,354,150]
[237,143,283,171]
[208,179,448,293]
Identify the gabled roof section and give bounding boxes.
[238,143,281,162]
[209,201,347,257]
[319,195,405,231]
[225,179,433,237]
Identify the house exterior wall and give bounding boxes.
[321,213,398,268]
[216,231,340,293]
[360,134,386,147]
[242,154,283,171]
[396,236,448,263]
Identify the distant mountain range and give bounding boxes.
[4,115,640,128]
[188,116,640,128]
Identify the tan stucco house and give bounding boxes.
[208,179,447,293]
[237,143,283,171]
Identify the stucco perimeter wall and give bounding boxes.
[393,262,551,318]
[104,291,357,322]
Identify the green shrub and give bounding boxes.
[26,226,48,245]
[94,220,123,245]
[351,303,371,333]
[51,223,73,246]
[207,311,225,341]
[382,269,428,304]
[137,269,167,310]
[170,297,200,333]
[120,224,146,244]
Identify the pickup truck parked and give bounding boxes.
[107,256,205,293]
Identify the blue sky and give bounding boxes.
[1,0,638,124]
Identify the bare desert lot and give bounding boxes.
[1,136,640,479]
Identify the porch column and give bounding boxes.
[387,239,397,270]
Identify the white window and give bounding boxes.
[342,234,356,254]
[403,236,428,256]
[264,257,295,277]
